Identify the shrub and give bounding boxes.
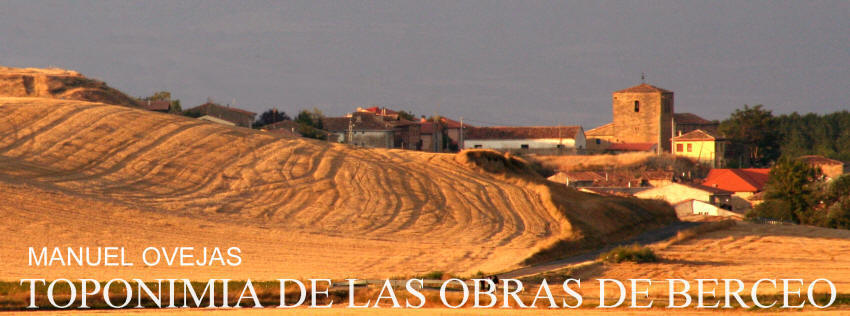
[416,271,444,280]
[599,244,658,263]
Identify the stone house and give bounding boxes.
[673,199,743,219]
[635,182,735,211]
[323,112,419,149]
[139,100,171,112]
[798,155,846,181]
[185,102,256,128]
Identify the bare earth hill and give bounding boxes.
[0,66,141,108]
[0,72,674,280]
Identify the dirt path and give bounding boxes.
[499,221,700,278]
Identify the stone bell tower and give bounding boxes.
[611,82,674,153]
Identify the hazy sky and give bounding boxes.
[1,1,847,128]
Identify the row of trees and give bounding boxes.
[719,105,850,167]
[141,91,330,140]
[748,159,850,229]
[720,105,850,228]
[254,108,327,140]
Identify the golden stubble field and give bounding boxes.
[3,308,850,316]
[578,222,850,297]
[0,96,671,280]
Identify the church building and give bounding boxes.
[586,81,717,155]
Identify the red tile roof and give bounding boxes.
[186,102,256,116]
[419,121,436,134]
[441,117,464,129]
[360,106,399,116]
[702,168,770,193]
[672,129,717,141]
[465,126,581,140]
[642,170,674,181]
[585,122,615,136]
[323,112,416,132]
[683,183,733,195]
[606,142,657,152]
[140,100,170,111]
[798,155,845,166]
[614,83,672,94]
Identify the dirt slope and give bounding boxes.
[0,97,674,280]
[0,66,141,107]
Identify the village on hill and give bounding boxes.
[3,65,850,311]
[135,80,848,222]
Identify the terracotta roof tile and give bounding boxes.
[614,83,672,94]
[702,168,770,192]
[683,183,733,195]
[585,122,615,136]
[672,129,717,141]
[359,106,399,116]
[186,102,256,116]
[140,100,170,111]
[798,155,845,166]
[323,112,413,132]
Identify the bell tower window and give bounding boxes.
[634,101,640,112]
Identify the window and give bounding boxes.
[687,143,693,152]
[634,101,640,112]
[676,143,683,152]
[520,144,529,149]
[474,144,482,148]
[595,139,601,145]
[556,144,565,149]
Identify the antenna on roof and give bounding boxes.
[641,72,646,83]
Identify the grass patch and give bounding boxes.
[657,219,736,249]
[414,271,445,280]
[599,244,659,263]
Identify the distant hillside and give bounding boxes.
[0,66,676,279]
[0,97,675,279]
[0,66,141,107]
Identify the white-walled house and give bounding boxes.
[635,182,740,215]
[673,199,743,219]
[464,126,586,154]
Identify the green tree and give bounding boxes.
[295,108,324,129]
[719,105,780,167]
[397,110,416,121]
[169,99,182,114]
[294,108,326,140]
[254,108,290,128]
[143,91,171,101]
[751,158,823,224]
[141,91,182,114]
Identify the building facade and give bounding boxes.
[611,83,674,153]
[464,126,586,154]
[185,102,256,128]
[672,129,726,167]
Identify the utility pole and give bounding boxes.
[459,116,464,150]
[347,116,354,145]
